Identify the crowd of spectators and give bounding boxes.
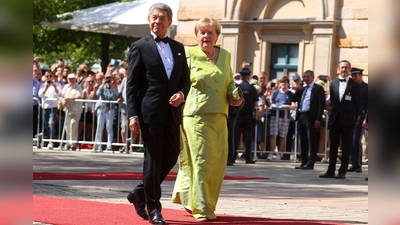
[33,58,367,167]
[228,62,367,167]
[32,57,142,152]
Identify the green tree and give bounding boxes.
[33,0,137,72]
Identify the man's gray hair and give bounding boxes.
[148,3,173,20]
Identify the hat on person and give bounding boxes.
[292,74,301,81]
[250,79,259,85]
[351,67,364,75]
[239,68,252,76]
[67,73,76,79]
[233,73,241,79]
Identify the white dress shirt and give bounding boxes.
[151,32,174,79]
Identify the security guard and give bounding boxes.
[348,68,368,172]
[233,68,259,164]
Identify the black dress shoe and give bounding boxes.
[127,191,148,220]
[355,167,362,173]
[295,164,305,169]
[149,212,166,224]
[335,173,346,179]
[227,161,234,166]
[319,172,335,178]
[246,160,256,164]
[347,166,358,172]
[300,163,314,170]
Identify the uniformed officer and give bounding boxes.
[233,68,259,164]
[348,67,368,173]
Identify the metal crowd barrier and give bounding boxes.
[236,108,332,163]
[35,98,144,153]
[236,107,367,164]
[33,97,41,148]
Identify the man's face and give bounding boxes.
[45,71,54,81]
[339,62,351,77]
[302,73,314,85]
[279,81,289,89]
[292,79,301,88]
[56,67,63,76]
[62,68,69,76]
[351,73,363,84]
[68,78,76,85]
[148,9,172,37]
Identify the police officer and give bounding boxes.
[348,67,368,173]
[233,68,259,164]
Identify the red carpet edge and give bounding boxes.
[33,172,269,180]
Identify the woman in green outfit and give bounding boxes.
[171,18,243,221]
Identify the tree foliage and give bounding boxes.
[33,0,137,72]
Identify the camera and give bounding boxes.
[319,75,328,82]
[270,82,276,88]
[244,62,252,67]
[105,78,112,83]
[47,80,52,84]
[80,69,86,74]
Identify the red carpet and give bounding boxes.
[33,172,269,180]
[33,195,345,225]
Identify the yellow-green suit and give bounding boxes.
[171,46,236,220]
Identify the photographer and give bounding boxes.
[94,73,118,151]
[76,64,89,90]
[38,71,62,149]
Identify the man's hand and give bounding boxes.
[129,117,141,134]
[362,119,368,130]
[60,98,67,107]
[314,120,321,128]
[169,92,183,107]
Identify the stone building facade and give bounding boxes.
[174,0,368,81]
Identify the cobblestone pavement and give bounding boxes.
[33,148,368,225]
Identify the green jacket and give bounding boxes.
[183,46,236,117]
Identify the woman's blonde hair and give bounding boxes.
[194,18,222,36]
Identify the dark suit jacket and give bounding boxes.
[328,78,361,127]
[126,34,190,125]
[292,83,326,123]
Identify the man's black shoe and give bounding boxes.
[127,191,148,220]
[295,164,306,169]
[335,173,346,179]
[347,166,358,172]
[319,172,335,178]
[149,212,166,224]
[355,167,362,173]
[246,160,256,164]
[227,161,234,166]
[300,163,314,170]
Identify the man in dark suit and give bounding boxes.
[292,70,325,170]
[125,3,190,224]
[348,67,368,173]
[320,60,361,179]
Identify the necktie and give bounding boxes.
[155,36,169,43]
[300,85,309,112]
[339,78,346,82]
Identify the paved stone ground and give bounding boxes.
[33,148,368,224]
